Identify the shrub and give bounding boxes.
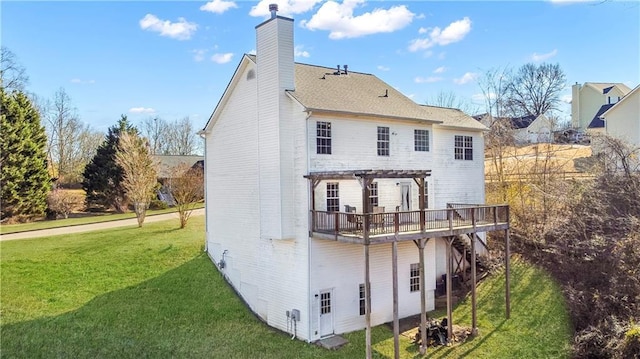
[46,189,84,219]
[149,199,168,210]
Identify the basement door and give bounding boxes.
[319,289,334,337]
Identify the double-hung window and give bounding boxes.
[359,284,366,315]
[410,263,420,292]
[377,126,389,156]
[454,135,473,160]
[326,183,339,212]
[414,129,429,152]
[369,182,378,208]
[317,121,332,154]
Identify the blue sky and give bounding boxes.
[2,0,638,132]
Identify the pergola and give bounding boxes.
[305,169,511,359]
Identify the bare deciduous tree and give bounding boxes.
[168,163,204,228]
[115,132,158,227]
[44,88,101,184]
[139,116,202,155]
[506,63,566,117]
[141,116,169,155]
[425,90,478,114]
[0,47,29,92]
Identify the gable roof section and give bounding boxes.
[584,82,632,95]
[601,85,640,118]
[587,104,615,128]
[509,115,537,129]
[202,54,255,132]
[153,155,204,178]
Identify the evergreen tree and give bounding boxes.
[82,115,137,212]
[0,88,51,220]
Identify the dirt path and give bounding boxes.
[0,208,205,241]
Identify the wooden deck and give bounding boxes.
[311,204,509,244]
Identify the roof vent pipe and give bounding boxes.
[344,64,348,74]
[269,3,278,19]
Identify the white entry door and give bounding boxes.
[401,184,411,211]
[319,289,334,337]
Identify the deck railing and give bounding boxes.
[311,204,509,238]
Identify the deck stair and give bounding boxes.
[451,233,490,280]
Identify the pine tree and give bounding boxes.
[82,115,137,212]
[0,88,51,220]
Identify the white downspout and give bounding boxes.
[305,109,313,342]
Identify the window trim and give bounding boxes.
[410,263,420,292]
[326,182,339,212]
[414,129,430,152]
[316,121,332,155]
[369,182,378,208]
[454,135,473,161]
[377,126,390,156]
[359,283,365,316]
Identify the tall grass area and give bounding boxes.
[1,219,571,358]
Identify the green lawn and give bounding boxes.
[0,218,572,358]
[0,203,204,234]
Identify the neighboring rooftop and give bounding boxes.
[587,104,615,128]
[583,82,632,95]
[153,155,204,178]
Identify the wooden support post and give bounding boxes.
[418,238,428,355]
[446,237,453,340]
[505,228,511,319]
[365,243,372,359]
[362,178,372,359]
[392,239,399,359]
[471,209,478,335]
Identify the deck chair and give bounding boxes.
[345,205,362,229]
[371,206,385,228]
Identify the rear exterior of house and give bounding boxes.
[571,82,632,132]
[202,10,490,342]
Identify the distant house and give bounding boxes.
[152,155,204,205]
[200,6,510,350]
[571,82,632,132]
[599,85,640,148]
[474,113,552,144]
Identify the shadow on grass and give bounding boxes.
[1,253,393,359]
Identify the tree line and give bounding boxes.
[1,46,203,227]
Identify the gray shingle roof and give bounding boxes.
[587,104,615,128]
[247,55,485,131]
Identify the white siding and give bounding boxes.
[309,238,436,340]
[605,89,640,147]
[205,58,312,340]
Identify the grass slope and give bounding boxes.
[1,219,571,358]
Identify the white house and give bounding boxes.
[600,85,640,147]
[571,82,632,132]
[201,7,509,352]
[475,113,552,144]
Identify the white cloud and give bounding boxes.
[471,92,496,104]
[211,53,234,64]
[192,49,207,62]
[408,17,471,52]
[453,72,478,85]
[139,14,197,40]
[377,65,390,71]
[70,78,95,84]
[433,66,446,74]
[250,0,323,17]
[129,107,156,114]
[200,0,238,14]
[561,94,572,103]
[294,45,310,58]
[531,49,558,62]
[418,27,428,34]
[415,76,443,84]
[302,0,415,39]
